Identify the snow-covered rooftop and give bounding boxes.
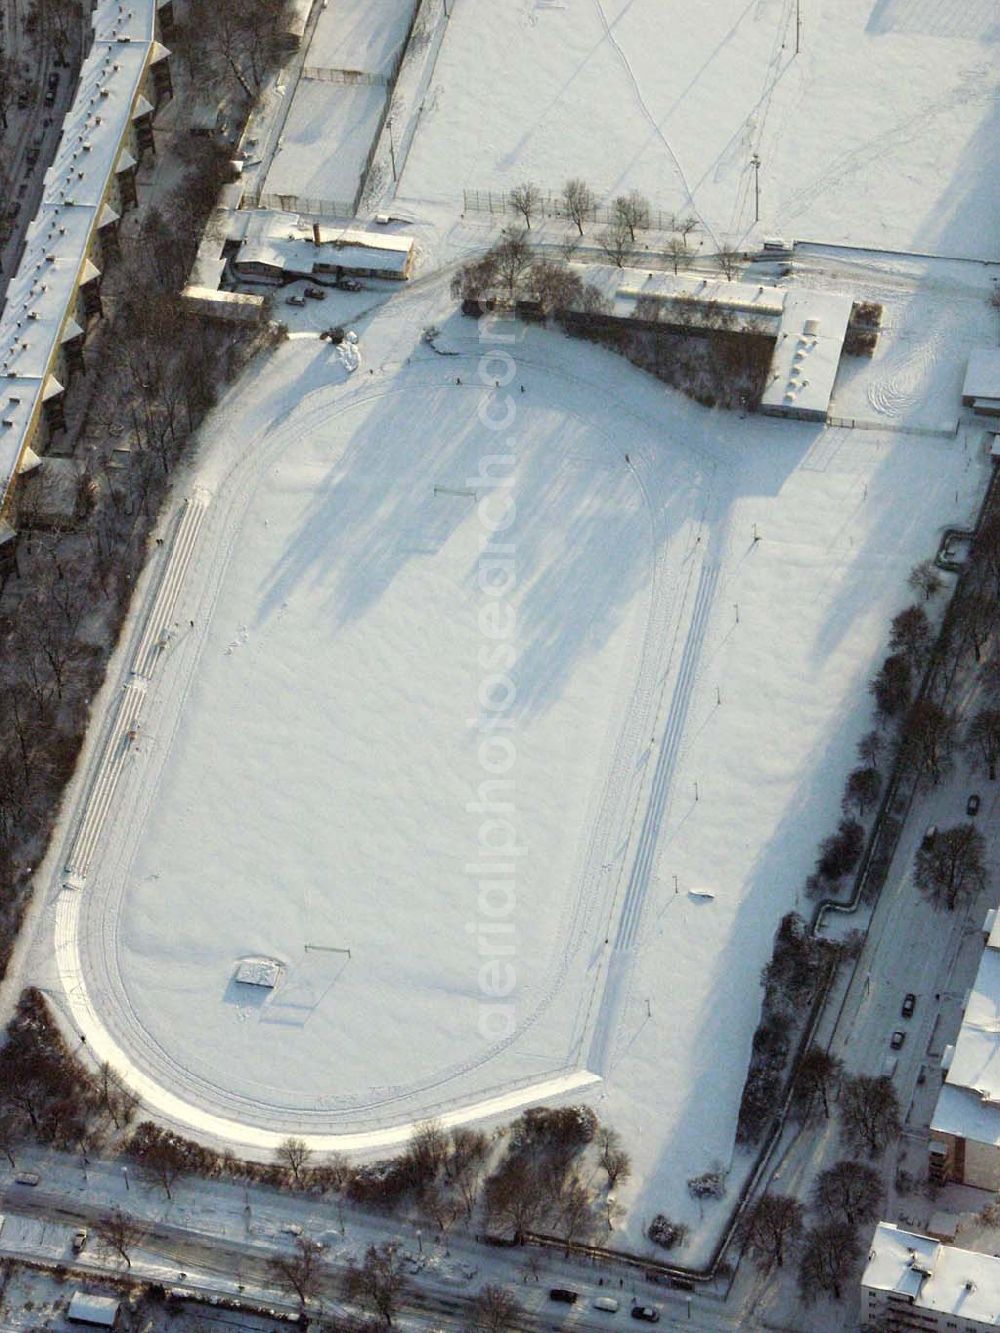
[963,349,1000,405]
[230,210,414,278]
[0,0,164,513]
[307,0,416,77]
[67,1293,121,1327]
[933,915,1000,1144]
[589,265,785,328]
[863,1222,1000,1325]
[760,289,853,419]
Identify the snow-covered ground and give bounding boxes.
[262,80,386,209]
[399,0,1000,259]
[28,255,989,1259]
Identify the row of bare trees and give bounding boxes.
[168,0,295,103]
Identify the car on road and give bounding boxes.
[72,1227,88,1252]
[968,793,981,816]
[337,277,363,292]
[549,1289,578,1304]
[921,824,937,849]
[13,1172,40,1186]
[44,73,59,106]
[593,1297,620,1313]
[891,1029,906,1050]
[303,285,326,300]
[631,1308,661,1324]
[902,993,916,1018]
[285,293,306,307]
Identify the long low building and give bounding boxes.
[930,909,1000,1190]
[0,0,172,571]
[862,1222,1000,1331]
[227,209,416,283]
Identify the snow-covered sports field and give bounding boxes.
[400,0,1000,258]
[32,259,990,1252]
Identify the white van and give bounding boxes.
[593,1296,620,1313]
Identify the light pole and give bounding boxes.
[795,0,801,54]
[387,119,397,182]
[121,1165,129,1192]
[750,153,761,223]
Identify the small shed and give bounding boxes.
[68,1293,120,1328]
[962,349,1000,417]
[235,956,283,988]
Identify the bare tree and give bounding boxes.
[132,1131,187,1199]
[613,190,650,242]
[554,1173,596,1254]
[677,215,699,239]
[596,1126,631,1187]
[0,53,27,129]
[509,182,542,230]
[909,560,943,603]
[812,1160,882,1227]
[798,1221,861,1303]
[95,1210,148,1269]
[839,1075,902,1157]
[857,729,882,769]
[26,0,83,65]
[468,1283,522,1333]
[899,698,956,787]
[527,259,584,315]
[493,229,533,302]
[598,217,631,267]
[955,591,1000,664]
[270,1235,323,1310]
[344,1243,407,1326]
[666,235,688,274]
[715,245,741,280]
[736,1194,804,1272]
[410,1119,449,1182]
[482,1156,548,1240]
[915,822,987,912]
[791,1046,843,1121]
[447,1126,491,1217]
[966,708,1000,781]
[889,604,932,671]
[842,766,881,818]
[561,179,596,236]
[870,653,912,722]
[273,1137,310,1189]
[0,1109,20,1167]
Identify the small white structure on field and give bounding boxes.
[760,290,854,422]
[962,348,1000,418]
[861,1222,1000,1331]
[68,1294,120,1328]
[234,956,283,988]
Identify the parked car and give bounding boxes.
[593,1297,620,1313]
[549,1289,578,1304]
[902,993,916,1019]
[631,1308,661,1324]
[337,277,363,292]
[72,1227,88,1252]
[44,72,59,105]
[285,293,306,307]
[303,286,326,301]
[921,824,938,849]
[13,1171,40,1186]
[17,89,30,108]
[890,1030,906,1050]
[967,793,981,816]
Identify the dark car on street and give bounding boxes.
[549,1289,578,1304]
[968,793,981,816]
[631,1307,661,1323]
[902,993,916,1018]
[890,1030,906,1050]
